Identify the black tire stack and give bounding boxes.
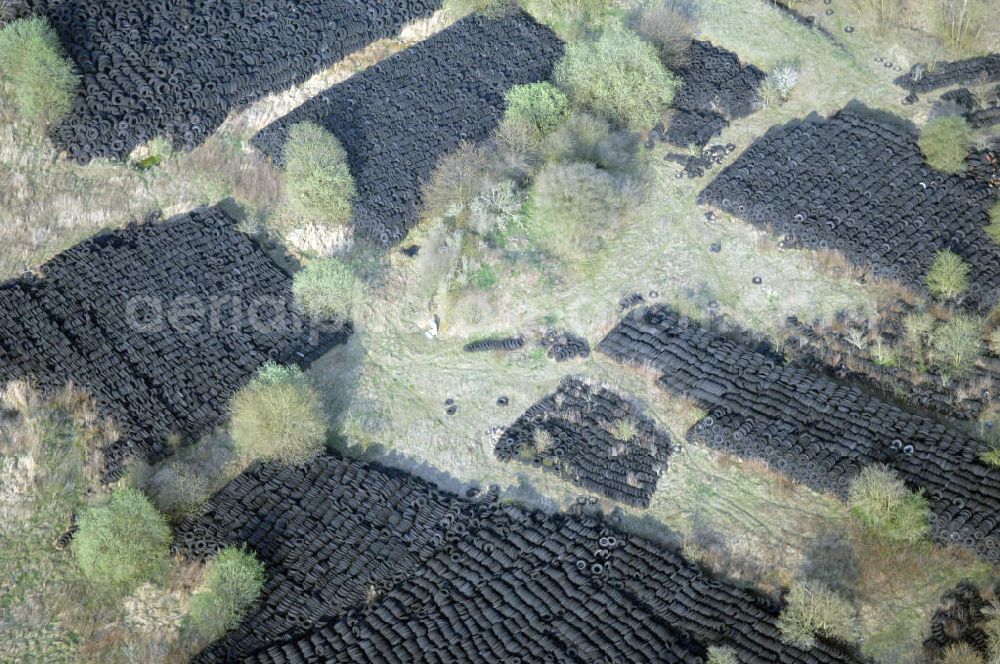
[698,103,1000,310]
[252,11,563,246]
[27,0,442,162]
[923,581,999,661]
[175,452,865,664]
[599,305,1000,562]
[0,206,349,480]
[539,329,590,362]
[895,55,1000,94]
[463,336,524,352]
[662,41,766,148]
[495,377,672,507]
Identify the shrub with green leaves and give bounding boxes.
[525,161,634,264]
[72,488,171,594]
[504,82,570,136]
[706,645,739,664]
[931,314,982,375]
[187,546,265,641]
[0,16,79,125]
[292,257,367,324]
[777,580,857,649]
[918,115,972,173]
[283,122,357,226]
[554,23,678,132]
[985,200,1000,244]
[847,466,929,542]
[925,249,970,300]
[230,362,326,465]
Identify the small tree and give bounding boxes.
[777,581,857,649]
[292,257,367,324]
[847,466,929,542]
[633,0,696,67]
[931,314,982,375]
[554,23,678,132]
[918,115,972,173]
[504,82,570,136]
[72,488,171,594]
[283,122,357,226]
[0,16,79,125]
[230,362,327,465]
[925,249,970,300]
[187,546,265,641]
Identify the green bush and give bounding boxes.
[542,112,643,173]
[706,645,739,664]
[187,546,265,641]
[847,466,929,542]
[554,23,678,132]
[230,362,327,465]
[525,161,634,264]
[925,249,970,300]
[0,16,79,125]
[72,488,171,594]
[918,115,972,173]
[931,314,982,375]
[777,580,857,649]
[292,257,367,324]
[985,200,1000,244]
[283,122,357,226]
[504,82,570,136]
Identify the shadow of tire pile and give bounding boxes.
[26,0,440,162]
[698,102,1000,310]
[0,206,348,480]
[655,40,765,149]
[252,11,563,246]
[494,377,674,508]
[175,453,864,663]
[599,305,1000,562]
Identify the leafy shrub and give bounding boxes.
[554,23,678,132]
[230,362,327,465]
[931,314,982,375]
[525,161,635,264]
[847,466,929,542]
[0,16,79,125]
[777,580,857,649]
[985,200,1000,244]
[283,122,357,226]
[918,115,972,173]
[292,257,367,324]
[940,642,985,664]
[706,645,739,664]
[925,249,971,300]
[187,546,265,641]
[72,488,171,594]
[504,82,570,136]
[542,112,643,174]
[633,0,696,67]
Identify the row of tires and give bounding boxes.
[599,305,1000,562]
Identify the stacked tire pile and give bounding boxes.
[494,377,673,507]
[895,55,1000,94]
[598,305,1000,561]
[27,0,441,162]
[782,314,988,421]
[177,453,863,664]
[663,41,766,148]
[463,336,524,352]
[939,86,1000,129]
[253,12,563,246]
[539,329,590,361]
[0,206,348,479]
[923,581,999,660]
[698,103,1000,310]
